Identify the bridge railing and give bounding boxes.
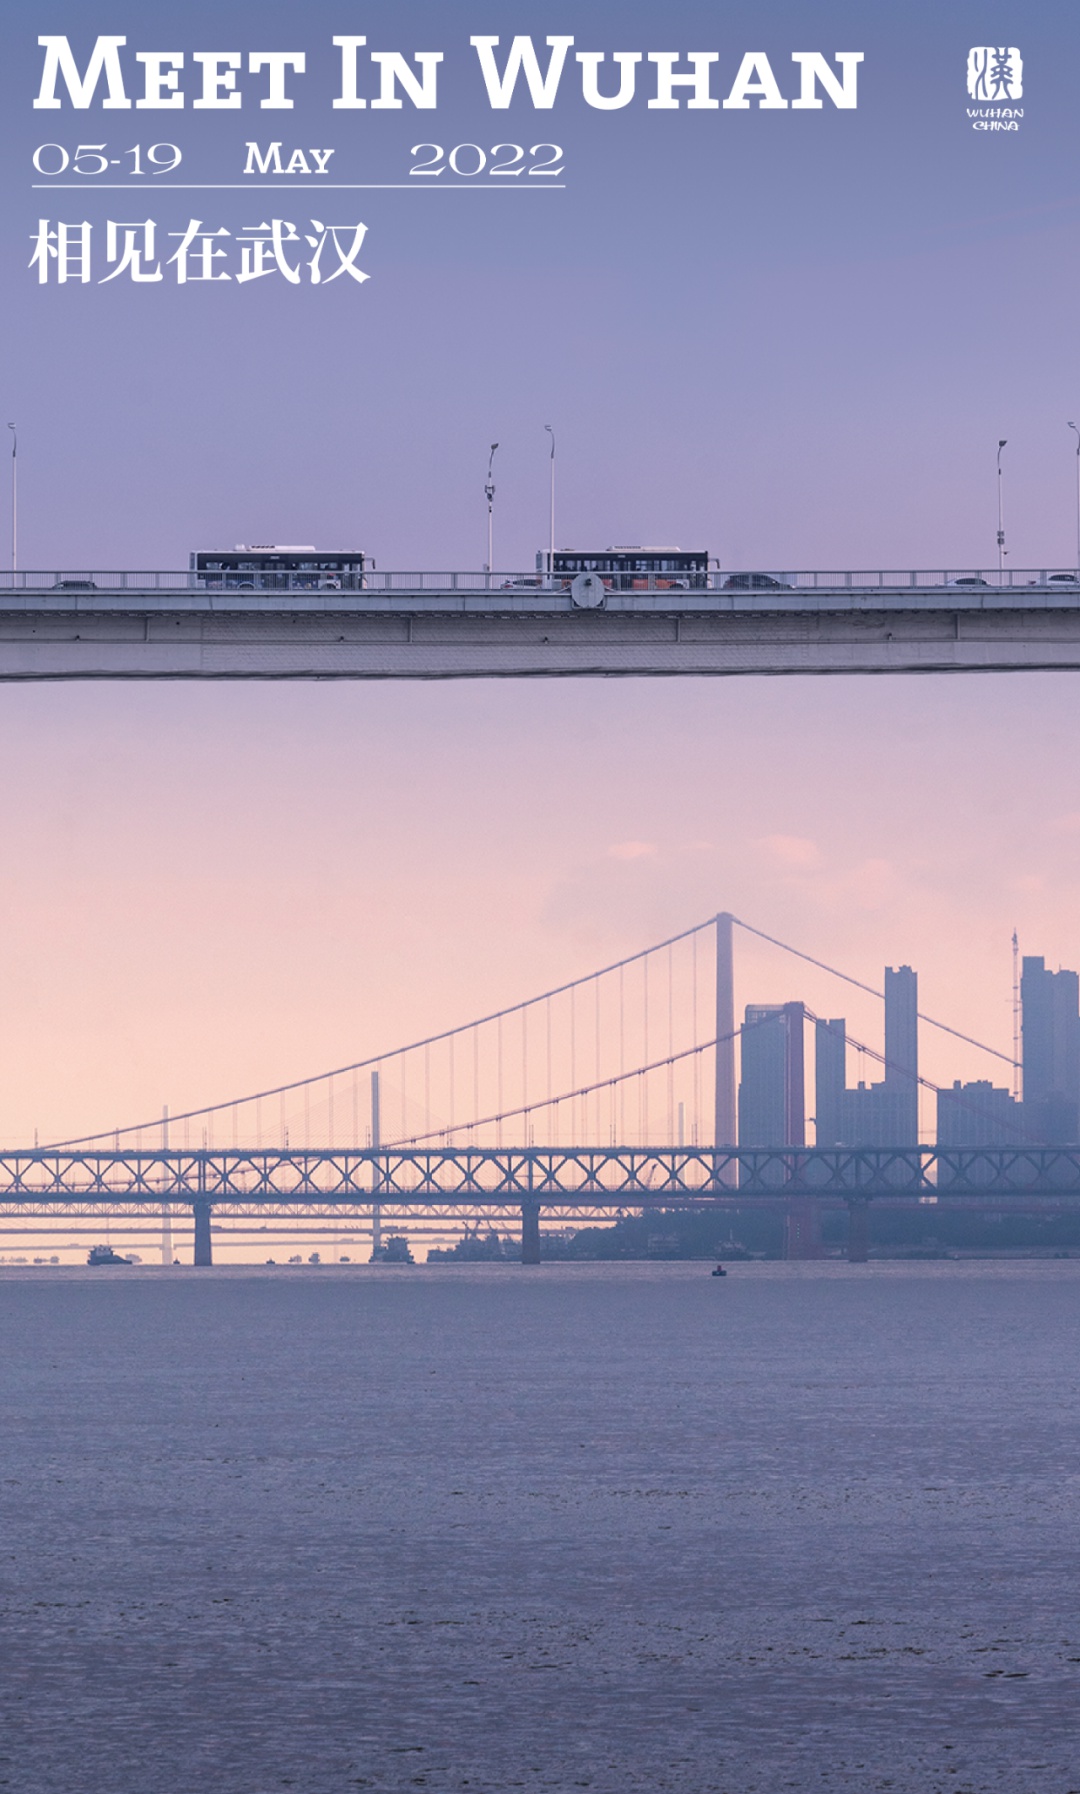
[0,570,1078,597]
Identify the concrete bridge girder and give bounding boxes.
[4,584,1080,678]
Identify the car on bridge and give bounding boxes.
[721,572,793,591]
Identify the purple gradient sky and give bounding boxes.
[0,2,1078,1142]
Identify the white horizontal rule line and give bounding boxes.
[31,182,566,191]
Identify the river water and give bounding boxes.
[1,1260,1078,1793]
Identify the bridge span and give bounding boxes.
[5,1144,1080,1266]
[4,570,1080,678]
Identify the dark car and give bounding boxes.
[946,576,991,588]
[51,579,98,591]
[722,572,793,591]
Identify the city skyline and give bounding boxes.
[1,821,1078,1151]
[0,662,1073,1145]
[744,949,1080,1149]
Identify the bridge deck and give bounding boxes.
[4,1145,1080,1205]
[3,575,1080,677]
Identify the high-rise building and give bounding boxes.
[814,1018,846,1147]
[738,1002,805,1147]
[841,1081,918,1147]
[883,964,918,1139]
[1021,956,1079,1140]
[936,1080,1023,1148]
[833,966,919,1146]
[936,1078,1027,1185]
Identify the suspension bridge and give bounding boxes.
[5,913,1080,1267]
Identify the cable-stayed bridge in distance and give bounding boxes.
[6,914,1080,1266]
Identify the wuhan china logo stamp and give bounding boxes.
[966,46,1023,131]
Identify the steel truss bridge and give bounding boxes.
[4,569,1080,678]
[6,1145,1080,1265]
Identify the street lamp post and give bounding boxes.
[544,424,555,580]
[484,441,498,579]
[6,424,15,573]
[1069,423,1080,574]
[996,438,1007,578]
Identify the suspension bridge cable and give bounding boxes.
[43,915,716,1148]
[46,909,1018,1150]
[385,1015,778,1148]
[733,917,1016,1068]
[290,1004,1018,1152]
[387,1030,740,1147]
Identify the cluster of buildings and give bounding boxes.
[738,957,1080,1150]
